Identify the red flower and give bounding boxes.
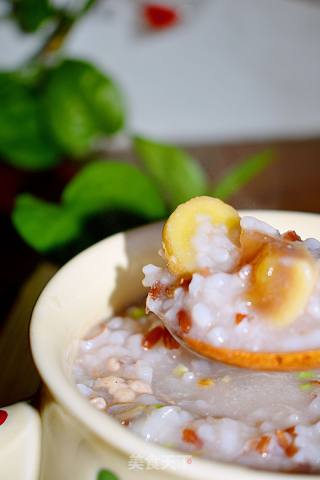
[0,410,8,426]
[143,3,179,30]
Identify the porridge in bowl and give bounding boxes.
[74,197,320,473]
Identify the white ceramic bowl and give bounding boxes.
[30,211,320,480]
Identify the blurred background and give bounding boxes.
[1,0,320,406]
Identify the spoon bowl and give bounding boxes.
[183,335,320,371]
[160,313,320,371]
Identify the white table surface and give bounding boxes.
[1,0,320,143]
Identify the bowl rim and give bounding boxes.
[30,210,320,480]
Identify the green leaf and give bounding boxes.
[12,0,54,32]
[62,160,167,220]
[211,150,273,201]
[0,72,60,170]
[97,469,119,480]
[43,59,126,156]
[134,136,207,210]
[12,194,81,253]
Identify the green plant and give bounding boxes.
[0,0,125,170]
[134,136,207,209]
[211,149,273,200]
[12,140,274,258]
[0,71,61,169]
[42,59,125,157]
[96,469,118,480]
[2,0,274,261]
[0,58,126,169]
[10,0,55,33]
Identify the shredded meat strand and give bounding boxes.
[180,276,192,291]
[276,427,298,458]
[163,328,180,349]
[235,313,247,325]
[178,309,192,333]
[150,276,191,300]
[282,230,302,242]
[182,428,203,448]
[149,281,164,300]
[254,435,271,455]
[142,325,164,349]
